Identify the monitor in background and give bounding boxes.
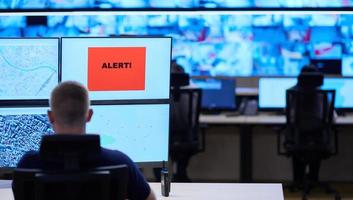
[258,77,297,110]
[192,78,236,112]
[86,104,169,163]
[0,38,59,100]
[13,14,348,76]
[322,78,353,109]
[61,37,171,101]
[258,77,353,110]
[0,107,53,167]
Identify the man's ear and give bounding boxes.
[47,110,54,124]
[86,108,93,122]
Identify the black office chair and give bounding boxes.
[12,135,129,200]
[277,89,340,200]
[169,87,204,182]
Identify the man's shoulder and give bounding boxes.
[17,151,41,168]
[99,148,135,166]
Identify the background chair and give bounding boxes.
[12,135,129,200]
[277,89,340,200]
[170,87,204,182]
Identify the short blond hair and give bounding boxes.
[50,81,89,127]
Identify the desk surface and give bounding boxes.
[0,180,283,200]
[200,113,353,125]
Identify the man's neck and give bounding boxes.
[54,126,86,135]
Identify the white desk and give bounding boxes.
[200,113,353,125]
[0,180,284,200]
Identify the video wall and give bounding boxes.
[1,0,353,9]
[1,14,353,76]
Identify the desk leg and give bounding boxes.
[240,125,252,183]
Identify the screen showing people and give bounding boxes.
[259,77,353,109]
[0,38,59,100]
[3,14,351,76]
[61,37,171,100]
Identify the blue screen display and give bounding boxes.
[192,78,236,110]
[1,0,353,9]
[2,14,353,76]
[0,107,53,167]
[259,77,353,109]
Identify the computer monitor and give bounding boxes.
[0,103,170,167]
[258,77,297,110]
[258,77,353,110]
[322,78,353,109]
[0,107,53,168]
[61,37,171,101]
[192,78,236,111]
[86,104,169,163]
[0,38,59,101]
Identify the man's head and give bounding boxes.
[48,81,93,134]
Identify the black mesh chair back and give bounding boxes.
[170,88,202,152]
[12,135,129,200]
[13,165,128,200]
[285,88,336,157]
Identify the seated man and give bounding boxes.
[286,64,325,186]
[17,81,156,200]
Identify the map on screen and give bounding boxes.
[0,107,53,167]
[87,104,169,163]
[0,38,59,100]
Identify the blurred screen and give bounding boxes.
[192,78,236,110]
[259,77,353,109]
[0,107,53,167]
[2,0,353,9]
[3,14,353,76]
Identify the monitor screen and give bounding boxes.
[192,78,236,111]
[0,107,53,167]
[86,104,169,163]
[2,14,352,76]
[322,78,353,109]
[61,37,171,101]
[258,77,353,109]
[258,77,297,109]
[1,0,353,9]
[0,38,59,100]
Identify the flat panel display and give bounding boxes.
[0,107,53,167]
[259,77,353,109]
[3,14,353,76]
[0,38,59,100]
[1,0,352,9]
[61,37,171,100]
[192,78,236,111]
[87,104,169,163]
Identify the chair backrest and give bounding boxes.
[39,134,101,170]
[13,165,129,200]
[170,88,202,147]
[285,88,335,148]
[12,135,129,200]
